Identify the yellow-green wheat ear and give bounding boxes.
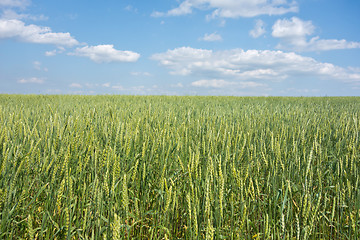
[112,213,121,240]
[122,174,129,219]
[27,214,35,240]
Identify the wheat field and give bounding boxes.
[0,95,359,239]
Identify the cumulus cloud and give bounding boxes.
[249,19,266,38]
[152,0,298,18]
[152,47,360,82]
[0,19,78,46]
[272,17,314,39]
[200,32,222,42]
[70,45,140,63]
[272,17,360,51]
[272,17,315,48]
[18,77,44,84]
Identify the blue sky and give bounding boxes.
[0,0,359,96]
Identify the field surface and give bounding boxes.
[0,95,359,239]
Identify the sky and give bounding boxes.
[0,0,360,96]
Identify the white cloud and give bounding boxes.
[1,9,47,21]
[282,87,320,95]
[249,19,266,38]
[32,61,47,71]
[45,88,62,94]
[70,82,115,89]
[152,0,298,18]
[84,83,100,88]
[33,60,47,71]
[70,45,140,63]
[152,47,360,82]
[272,17,314,39]
[200,32,222,42]
[0,0,29,8]
[18,77,44,84]
[45,46,65,56]
[191,79,266,88]
[349,67,360,73]
[272,17,314,48]
[45,49,56,56]
[131,71,152,76]
[69,83,82,88]
[112,85,124,90]
[151,11,165,18]
[171,82,184,88]
[191,79,236,88]
[0,19,78,46]
[33,60,41,70]
[306,37,360,51]
[272,17,360,51]
[124,5,138,13]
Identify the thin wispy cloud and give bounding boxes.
[1,9,47,21]
[69,83,82,88]
[152,0,298,18]
[0,0,30,9]
[124,5,138,13]
[131,71,152,76]
[199,32,222,42]
[18,77,45,84]
[191,79,266,91]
